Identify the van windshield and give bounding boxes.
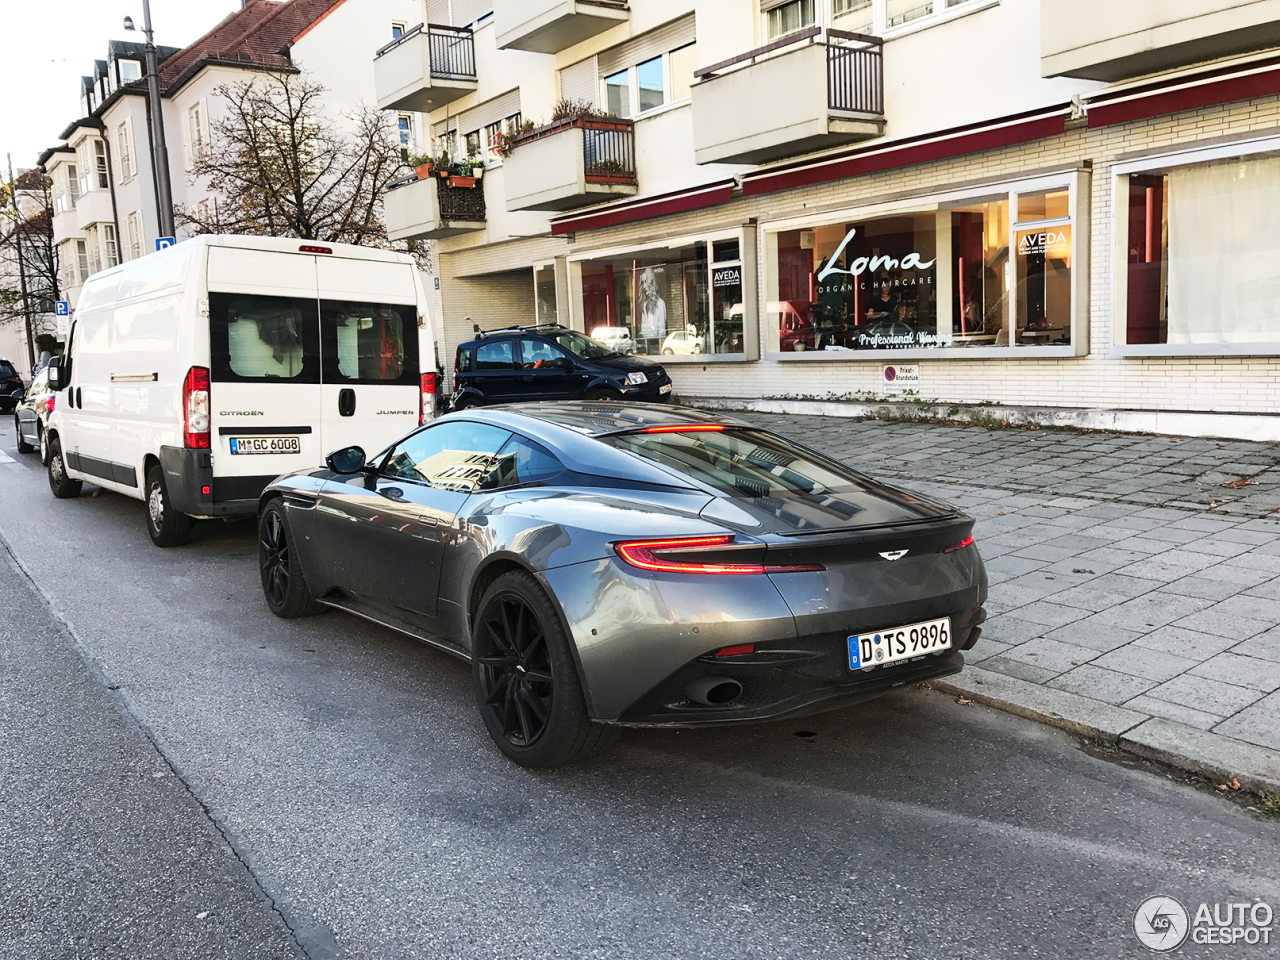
[553,331,617,360]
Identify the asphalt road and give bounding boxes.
[2,418,1279,960]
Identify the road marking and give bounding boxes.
[0,450,15,464]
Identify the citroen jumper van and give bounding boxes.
[45,235,440,547]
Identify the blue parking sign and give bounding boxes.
[54,301,69,317]
[155,237,176,251]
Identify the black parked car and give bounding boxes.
[451,324,672,409]
[13,364,54,459]
[0,359,24,412]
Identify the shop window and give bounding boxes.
[578,235,744,358]
[764,183,1074,353]
[534,264,558,323]
[1122,152,1280,347]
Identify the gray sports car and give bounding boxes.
[258,403,987,767]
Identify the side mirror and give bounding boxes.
[46,357,66,391]
[325,445,367,474]
[551,356,571,369]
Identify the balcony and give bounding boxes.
[495,0,629,54]
[504,116,638,212]
[692,29,884,166]
[1043,0,1280,81]
[74,189,115,233]
[383,175,486,241]
[374,23,477,113]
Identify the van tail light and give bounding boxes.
[419,372,437,425]
[45,396,55,413]
[944,535,975,554]
[613,535,822,575]
[183,366,210,449]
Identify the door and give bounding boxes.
[471,339,521,404]
[513,338,577,401]
[62,313,116,484]
[315,419,511,619]
[207,247,322,504]
[318,257,421,458]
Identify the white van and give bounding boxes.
[45,235,440,547]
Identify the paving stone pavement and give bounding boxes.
[735,413,1280,761]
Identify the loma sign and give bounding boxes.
[817,227,936,283]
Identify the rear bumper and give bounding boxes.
[159,445,265,518]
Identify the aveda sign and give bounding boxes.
[817,227,937,283]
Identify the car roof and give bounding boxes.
[470,401,757,438]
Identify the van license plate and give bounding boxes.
[229,436,300,455]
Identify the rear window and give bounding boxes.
[455,345,472,373]
[0,362,16,378]
[210,293,320,384]
[321,300,418,386]
[603,428,870,500]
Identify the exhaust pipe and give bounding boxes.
[685,676,743,706]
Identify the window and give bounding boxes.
[1119,147,1280,350]
[94,140,108,189]
[186,100,209,168]
[605,69,631,118]
[196,198,213,228]
[578,233,746,358]
[516,338,566,370]
[465,129,481,159]
[76,140,103,194]
[534,263,558,323]
[127,212,142,260]
[478,436,565,490]
[764,178,1077,353]
[209,293,321,383]
[767,0,816,40]
[398,115,412,149]
[670,44,697,102]
[118,58,141,84]
[475,340,515,370]
[833,0,873,32]
[601,45,697,119]
[101,224,119,269]
[391,21,406,39]
[636,56,665,113]
[321,301,419,385]
[67,164,79,207]
[85,226,102,276]
[381,421,511,491]
[75,240,90,284]
[117,121,134,181]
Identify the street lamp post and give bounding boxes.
[127,0,175,239]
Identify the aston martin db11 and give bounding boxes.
[258,403,987,767]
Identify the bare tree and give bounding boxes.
[177,71,407,245]
[0,169,61,359]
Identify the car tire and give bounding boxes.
[661,347,675,355]
[38,427,48,465]
[472,570,618,767]
[15,416,33,454]
[47,437,83,499]
[144,464,193,548]
[584,387,620,402]
[452,395,479,411]
[258,500,322,618]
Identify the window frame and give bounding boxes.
[117,120,134,182]
[760,0,996,43]
[101,223,119,269]
[599,45,697,121]
[127,211,142,260]
[207,291,322,385]
[757,167,1089,361]
[1111,133,1280,358]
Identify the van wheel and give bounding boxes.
[15,416,33,454]
[47,437,83,499]
[259,500,321,618]
[145,464,193,547]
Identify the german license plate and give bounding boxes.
[659,383,672,395]
[229,436,300,455]
[849,617,951,670]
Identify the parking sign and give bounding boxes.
[54,301,69,317]
[155,237,176,251]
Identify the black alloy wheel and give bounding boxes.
[258,500,321,618]
[472,571,617,767]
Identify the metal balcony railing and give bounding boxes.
[437,176,486,223]
[695,27,884,118]
[515,116,637,185]
[374,22,476,81]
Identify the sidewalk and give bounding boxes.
[724,409,1280,794]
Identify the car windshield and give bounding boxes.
[603,428,871,500]
[553,331,617,360]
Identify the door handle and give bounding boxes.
[417,515,438,526]
[338,388,356,417]
[521,376,534,382]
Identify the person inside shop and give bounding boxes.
[865,280,898,323]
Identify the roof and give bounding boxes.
[157,0,348,92]
[37,145,75,168]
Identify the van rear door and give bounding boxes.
[206,247,321,507]
[317,257,421,458]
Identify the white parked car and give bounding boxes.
[44,235,440,547]
[590,326,635,355]
[660,329,705,355]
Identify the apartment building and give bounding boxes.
[374,0,1280,429]
[39,0,422,312]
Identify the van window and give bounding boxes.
[321,300,419,386]
[475,340,515,370]
[209,292,320,384]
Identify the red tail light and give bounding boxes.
[183,366,210,449]
[614,535,821,575]
[419,372,436,425]
[44,396,55,413]
[715,644,755,657]
[299,245,332,254]
[639,424,726,434]
[944,535,975,554]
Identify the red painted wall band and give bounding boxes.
[1088,68,1280,127]
[551,184,734,235]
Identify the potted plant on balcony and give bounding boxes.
[448,158,478,189]
[408,151,434,180]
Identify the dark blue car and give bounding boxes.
[450,324,673,409]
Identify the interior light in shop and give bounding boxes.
[799,230,815,250]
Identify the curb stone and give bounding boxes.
[933,667,1280,795]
